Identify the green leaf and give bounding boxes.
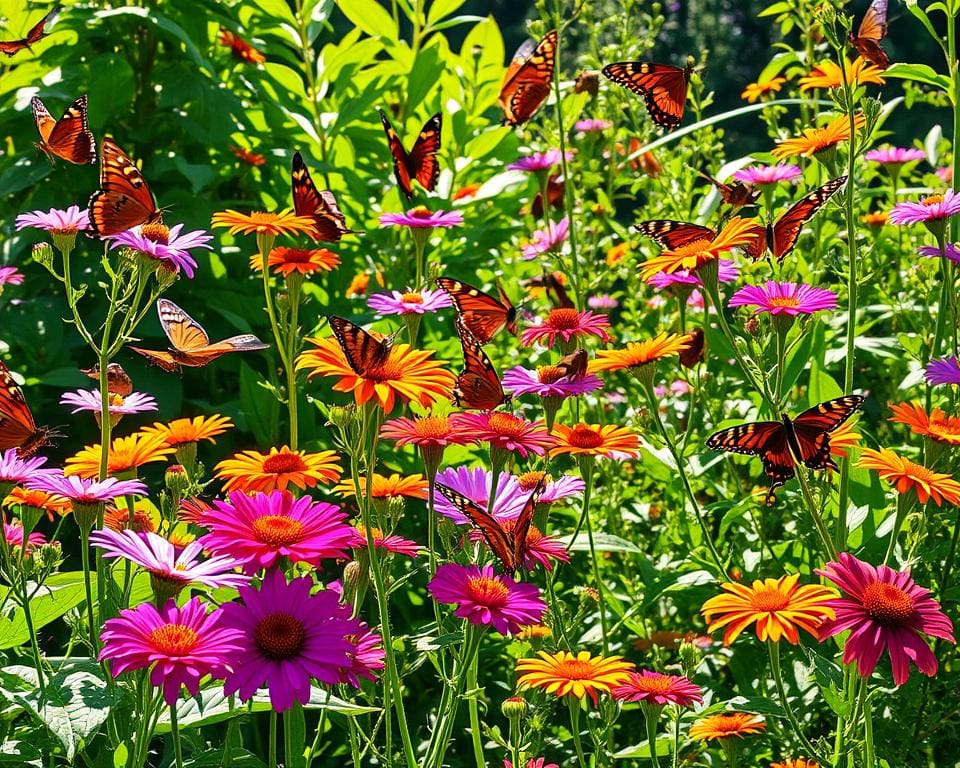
[883,63,952,94]
[426,0,466,25]
[406,41,444,111]
[0,740,41,766]
[239,362,279,448]
[427,14,485,32]
[563,533,643,553]
[335,0,398,40]
[184,748,267,767]
[612,735,673,759]
[0,577,87,650]
[94,8,214,75]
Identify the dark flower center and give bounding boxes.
[255,612,307,660]
[141,222,170,245]
[862,582,914,625]
[568,425,603,448]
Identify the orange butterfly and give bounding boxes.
[0,360,57,457]
[81,362,133,397]
[849,0,889,70]
[436,276,517,345]
[377,109,442,199]
[327,316,392,377]
[602,61,692,129]
[32,94,96,165]
[453,318,508,411]
[556,348,588,379]
[291,151,356,242]
[130,299,269,372]
[0,6,59,57]
[499,30,558,126]
[89,137,159,237]
[698,171,759,208]
[635,219,717,250]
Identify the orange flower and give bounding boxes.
[214,445,342,493]
[65,432,175,478]
[250,247,341,277]
[211,209,315,238]
[590,333,692,373]
[701,574,838,645]
[103,502,156,533]
[516,650,635,705]
[334,472,428,499]
[829,418,861,459]
[551,423,640,459]
[296,335,455,413]
[689,712,765,741]
[347,272,371,297]
[452,183,482,201]
[517,624,553,640]
[771,760,821,768]
[857,447,960,506]
[639,216,760,278]
[772,113,866,160]
[741,75,786,103]
[861,211,888,228]
[888,402,960,445]
[3,487,71,520]
[799,57,885,90]
[218,28,266,64]
[230,146,266,166]
[142,415,234,447]
[605,242,631,267]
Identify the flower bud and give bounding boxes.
[31,242,56,274]
[327,405,358,430]
[165,464,190,500]
[501,696,529,719]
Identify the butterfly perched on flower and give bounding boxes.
[453,318,508,411]
[130,299,269,372]
[706,395,864,505]
[499,29,558,126]
[602,61,693,129]
[556,348,589,379]
[377,109,442,199]
[0,360,57,457]
[436,276,517,344]
[635,219,717,250]
[849,0,889,70]
[0,5,59,57]
[698,171,759,209]
[327,316,393,377]
[31,95,96,165]
[291,151,355,242]
[89,137,160,237]
[81,362,133,397]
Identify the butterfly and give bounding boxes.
[31,95,96,165]
[602,61,693,130]
[291,151,355,242]
[436,276,517,345]
[0,5,59,57]
[88,137,160,237]
[527,174,564,219]
[0,360,57,457]
[377,109,442,199]
[129,299,269,372]
[436,477,545,573]
[678,328,705,369]
[635,219,716,250]
[81,362,133,397]
[706,395,864,506]
[743,177,847,261]
[327,316,393,377]
[556,348,589,379]
[453,318,508,411]
[499,30,558,126]
[849,0,889,70]
[698,171,759,208]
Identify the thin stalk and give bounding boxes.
[286,275,303,450]
[466,650,485,768]
[269,711,278,768]
[80,528,97,650]
[578,460,610,655]
[883,493,915,565]
[568,699,588,767]
[862,685,875,768]
[795,467,838,562]
[170,704,184,768]
[644,707,661,768]
[767,642,824,762]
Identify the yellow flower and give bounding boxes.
[551,423,640,459]
[142,415,234,447]
[689,712,765,741]
[861,211,888,228]
[639,216,760,278]
[347,272,371,297]
[605,242,631,267]
[65,432,175,478]
[214,445,342,493]
[516,650,635,705]
[211,209,316,237]
[857,447,960,506]
[772,113,866,160]
[741,75,786,103]
[334,472,429,499]
[590,333,692,373]
[829,419,861,459]
[771,760,821,768]
[799,57,885,90]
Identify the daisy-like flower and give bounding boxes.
[829,419,861,459]
[218,27,266,64]
[429,563,545,635]
[865,146,926,165]
[4,521,45,552]
[334,472,428,500]
[508,149,572,172]
[502,365,603,399]
[434,467,528,524]
[200,490,354,572]
[798,57,885,90]
[647,259,739,290]
[918,243,960,264]
[64,432,174,478]
[347,272,371,297]
[350,525,421,557]
[700,574,838,645]
[889,189,960,226]
[817,552,955,685]
[452,183,482,201]
[590,333,692,373]
[639,217,759,279]
[771,760,821,768]
[4,487,71,520]
[522,217,569,260]
[250,247,340,277]
[15,205,90,234]
[379,207,463,229]
[379,413,473,470]
[103,503,155,533]
[60,389,158,415]
[773,113,866,160]
[99,597,244,705]
[926,355,960,385]
[338,624,385,686]
[861,211,889,228]
[504,758,559,768]
[575,119,611,134]
[516,650,635,705]
[688,713,766,741]
[514,470,585,504]
[0,267,24,286]
[733,164,803,185]
[587,294,618,311]
[728,281,838,316]
[889,402,960,445]
[367,288,452,316]
[458,412,554,459]
[109,222,212,278]
[520,308,611,347]
[142,414,234,447]
[219,570,364,711]
[0,449,52,490]
[551,423,640,460]
[211,209,316,238]
[231,145,266,165]
[28,473,148,503]
[612,670,703,707]
[857,447,960,506]
[741,75,786,103]
[606,242,631,266]
[297,335,455,413]
[214,446,341,493]
[465,519,570,571]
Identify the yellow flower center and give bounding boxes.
[255,612,306,660]
[671,238,713,257]
[630,674,674,694]
[109,393,125,407]
[748,586,791,612]
[546,308,581,329]
[568,425,603,449]
[465,576,510,606]
[487,413,527,437]
[551,659,598,680]
[262,452,308,474]
[861,582,914,625]
[767,296,800,309]
[252,515,305,545]
[148,624,198,655]
[922,195,944,207]
[412,416,450,440]
[401,292,423,304]
[141,222,170,245]
[516,471,548,491]
[537,365,565,384]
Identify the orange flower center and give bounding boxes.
[252,515,304,545]
[409,206,432,219]
[710,716,753,734]
[672,238,713,256]
[262,452,308,474]
[275,248,312,263]
[547,308,582,329]
[517,471,548,491]
[465,576,510,606]
[149,624,198,655]
[537,365,565,383]
[109,393,125,407]
[487,413,527,437]
[749,586,791,612]
[922,195,944,206]
[141,222,170,245]
[767,296,800,309]
[862,582,914,625]
[551,659,598,680]
[255,612,306,660]
[400,292,423,304]
[630,674,674,694]
[568,425,603,449]
[413,416,450,439]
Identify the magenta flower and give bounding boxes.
[434,467,528,524]
[337,624,385,686]
[502,365,603,398]
[15,205,90,233]
[4,521,45,552]
[926,356,960,386]
[27,473,148,502]
[379,208,463,229]
[587,294,618,311]
[522,217,569,260]
[458,412,554,459]
[575,119,611,133]
[109,223,212,278]
[199,490,354,573]
[349,525,421,557]
[728,281,838,316]
[647,259,739,289]
[219,570,363,711]
[520,308,611,347]
[917,243,960,264]
[465,523,569,571]
[508,149,572,172]
[0,267,24,286]
[865,147,926,165]
[0,449,51,486]
[612,670,703,707]
[889,189,960,226]
[732,164,802,185]
[817,553,955,685]
[367,288,452,316]
[99,597,244,705]
[428,563,546,635]
[504,759,559,768]
[60,389,158,415]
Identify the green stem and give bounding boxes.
[269,711,278,768]
[170,704,184,768]
[80,528,97,651]
[466,648,485,768]
[579,460,610,655]
[767,642,824,762]
[568,699,588,767]
[644,707,661,768]
[795,467,838,562]
[862,685,875,768]
[883,493,915,565]
[286,275,303,451]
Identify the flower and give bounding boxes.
[60,389,158,415]
[110,223,213,278]
[219,570,364,711]
[452,183,481,201]
[772,113,866,159]
[15,205,90,233]
[367,288,452,316]
[504,759,558,768]
[689,713,766,741]
[889,190,960,226]
[379,207,463,229]
[575,119,611,133]
[771,760,821,768]
[429,564,545,634]
[334,473,428,500]
[889,402,960,445]
[856,448,960,506]
[380,414,473,450]
[458,413,554,459]
[0,449,51,487]
[297,335,455,413]
[611,670,703,707]
[64,432,174,477]
[865,146,926,165]
[211,209,316,238]
[200,490,354,572]
[515,471,585,503]
[214,446,341,493]
[701,574,838,645]
[251,247,340,277]
[338,624,385,686]
[590,333,692,372]
[918,243,960,263]
[926,355,960,386]
[502,365,603,399]
[434,467,528,524]
[861,211,889,227]
[508,149,572,172]
[817,552,955,685]
[28,473,148,503]
[551,423,640,460]
[587,294,618,311]
[4,521,45,552]
[231,145,266,165]
[516,650,635,705]
[103,503,155,532]
[798,57,885,90]
[732,164,802,185]
[639,216,759,278]
[142,415,234,447]
[218,27,266,64]
[99,597,244,705]
[522,217,568,260]
[0,267,24,286]
[741,75,786,102]
[606,242,631,266]
[350,525,421,557]
[4,487,71,519]
[728,281,838,316]
[647,259,739,290]
[520,308,611,347]
[347,272,372,297]
[829,419,861,458]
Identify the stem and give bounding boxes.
[862,685,875,768]
[795,467,839,562]
[170,704,184,768]
[568,699,588,767]
[286,275,303,450]
[80,528,97,651]
[883,493,915,565]
[269,711,278,768]
[466,649,485,768]
[644,707,661,768]
[767,642,824,763]
[579,460,610,655]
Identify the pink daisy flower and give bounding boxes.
[728,281,838,316]
[465,522,569,571]
[428,563,546,635]
[864,147,926,165]
[520,308,611,347]
[522,217,569,260]
[338,624,385,686]
[199,490,354,572]
[502,365,603,398]
[587,294,618,311]
[4,521,45,552]
[458,412,554,459]
[60,389,158,415]
[654,379,693,398]
[646,259,739,290]
[917,243,960,264]
[27,473,148,503]
[926,356,960,386]
[504,759,559,768]
[508,149,572,172]
[0,449,52,487]
[15,205,90,233]
[817,552,955,686]
[109,223,212,278]
[575,119,611,134]
[0,267,24,286]
[889,189,960,225]
[99,597,244,705]
[732,164,802,185]
[379,208,463,229]
[433,467,528,524]
[612,670,704,707]
[349,525,421,557]
[367,288,452,316]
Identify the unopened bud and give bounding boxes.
[165,464,190,500]
[328,405,358,430]
[501,696,528,719]
[31,242,55,273]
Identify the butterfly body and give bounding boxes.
[377,110,442,199]
[32,95,96,165]
[602,61,692,129]
[82,362,133,397]
[453,318,509,411]
[436,276,517,344]
[499,30,558,126]
[849,0,889,69]
[327,316,392,377]
[291,152,355,242]
[89,137,159,237]
[556,349,588,379]
[0,6,59,56]
[0,360,56,457]
[698,172,758,208]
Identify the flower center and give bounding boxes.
[465,575,510,606]
[149,624,199,655]
[767,296,800,309]
[547,309,581,329]
[413,416,450,440]
[552,659,597,680]
[141,222,170,245]
[922,195,944,207]
[252,515,305,545]
[537,365,566,383]
[487,413,526,437]
[400,292,424,304]
[262,452,308,474]
[632,674,674,694]
[749,586,791,612]
[255,612,307,660]
[711,716,749,734]
[109,393,125,408]
[568,425,603,449]
[409,206,432,219]
[516,471,548,491]
[275,248,311,262]
[861,582,914,625]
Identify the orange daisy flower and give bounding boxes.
[772,113,867,160]
[741,75,786,103]
[214,445,342,493]
[347,272,371,297]
[590,333,692,373]
[798,57,885,90]
[334,472,429,500]
[211,209,316,238]
[516,650,635,705]
[771,760,821,768]
[639,216,760,279]
[230,146,266,166]
[4,487,71,520]
[551,423,640,459]
[829,418,861,458]
[700,574,838,645]
[103,503,156,533]
[218,28,266,64]
[142,415,234,447]
[605,242,631,267]
[65,432,175,478]
[296,335,455,413]
[861,211,888,228]
[888,402,960,445]
[250,247,341,277]
[517,624,553,640]
[857,448,960,506]
[689,712,766,741]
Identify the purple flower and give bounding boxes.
[15,205,90,233]
[428,563,546,634]
[508,149,572,172]
[917,243,960,264]
[4,522,45,552]
[889,189,960,225]
[522,217,569,260]
[864,147,926,165]
[109,223,212,278]
[379,207,463,229]
[367,288,452,316]
[926,356,960,386]
[575,119,611,134]
[433,467,527,524]
[732,164,802,185]
[728,281,838,316]
[587,294,618,311]
[530,473,585,504]
[0,449,51,486]
[647,258,739,289]
[27,473,148,503]
[502,365,603,398]
[60,389,158,415]
[0,267,24,286]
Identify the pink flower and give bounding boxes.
[889,189,960,225]
[728,281,838,316]
[502,365,603,398]
[428,563,546,634]
[575,119,611,134]
[15,205,90,233]
[109,223,213,278]
[379,207,463,228]
[646,259,739,289]
[864,147,926,165]
[522,217,569,260]
[349,525,421,557]
[917,243,960,264]
[27,473,147,502]
[367,288,452,316]
[732,164,802,185]
[926,356,960,386]
[338,624,385,686]
[433,467,528,524]
[0,267,24,286]
[612,670,704,707]
[817,553,955,686]
[4,521,45,552]
[504,759,559,768]
[458,412,554,459]
[521,308,611,347]
[587,294,618,311]
[516,472,585,504]
[60,389,158,415]
[508,149,572,172]
[0,449,52,486]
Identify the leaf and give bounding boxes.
[94,8,214,74]
[0,578,87,650]
[563,533,642,553]
[882,63,951,94]
[0,740,41,766]
[184,748,267,767]
[426,0,466,25]
[612,734,673,759]
[239,362,279,447]
[406,41,444,111]
[335,0,398,40]
[427,14,485,32]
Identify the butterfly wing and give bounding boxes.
[0,6,59,56]
[128,347,181,373]
[499,30,558,126]
[707,421,793,505]
[291,151,352,242]
[378,109,415,198]
[850,0,890,69]
[454,319,507,411]
[768,176,847,260]
[157,299,210,351]
[512,478,545,570]
[407,113,442,193]
[89,137,158,236]
[602,61,689,129]
[31,97,56,144]
[436,276,516,344]
[636,220,716,250]
[790,395,865,471]
[328,316,391,376]
[698,171,758,207]
[436,482,517,571]
[33,95,96,165]
[0,361,39,451]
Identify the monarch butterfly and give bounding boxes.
[499,30,558,126]
[0,360,57,457]
[291,152,355,242]
[849,0,889,70]
[81,362,134,397]
[453,318,508,411]
[635,219,717,250]
[327,316,393,377]
[88,137,160,237]
[0,5,59,57]
[706,395,864,505]
[377,109,442,199]
[602,61,692,130]
[129,299,269,372]
[31,95,96,165]
[698,171,759,208]
[436,276,517,344]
